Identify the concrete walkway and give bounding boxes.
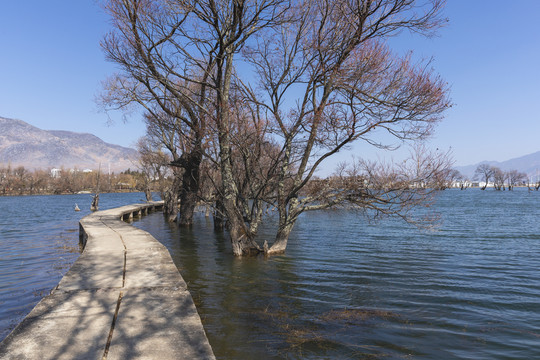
[0,202,215,360]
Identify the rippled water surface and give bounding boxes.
[132,189,540,359]
[1,190,540,359]
[0,192,149,341]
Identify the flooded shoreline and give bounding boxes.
[2,189,540,358]
[134,189,540,359]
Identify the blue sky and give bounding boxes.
[1,1,539,172]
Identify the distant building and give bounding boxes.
[50,168,61,178]
[115,182,132,190]
[450,180,473,188]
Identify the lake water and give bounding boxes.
[1,190,540,359]
[0,192,149,341]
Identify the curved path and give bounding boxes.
[0,202,215,360]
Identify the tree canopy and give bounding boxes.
[100,0,452,256]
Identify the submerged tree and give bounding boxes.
[442,169,465,190]
[240,0,451,254]
[492,167,506,191]
[474,164,495,190]
[142,109,204,224]
[474,165,529,191]
[100,0,288,238]
[100,0,452,256]
[506,169,527,191]
[101,0,213,226]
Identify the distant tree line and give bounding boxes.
[473,164,535,191]
[0,165,166,196]
[448,164,537,191]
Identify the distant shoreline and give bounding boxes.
[0,189,143,197]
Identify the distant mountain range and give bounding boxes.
[455,151,540,180]
[3,115,539,180]
[0,116,138,172]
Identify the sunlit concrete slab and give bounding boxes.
[125,247,186,289]
[57,249,125,291]
[0,289,118,360]
[107,287,214,360]
[0,201,215,360]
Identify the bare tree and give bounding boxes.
[101,0,288,241]
[0,165,10,195]
[492,167,505,191]
[305,146,452,223]
[195,0,290,255]
[474,164,495,190]
[506,169,527,191]
[241,0,450,254]
[136,136,172,201]
[12,166,29,195]
[100,0,451,256]
[443,169,466,190]
[143,110,204,224]
[101,0,211,226]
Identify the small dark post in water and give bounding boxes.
[91,164,101,211]
[145,187,153,202]
[91,194,99,211]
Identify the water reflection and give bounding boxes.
[137,214,417,359]
[0,192,149,341]
[135,189,540,359]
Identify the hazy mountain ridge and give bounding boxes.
[455,151,540,180]
[0,116,138,171]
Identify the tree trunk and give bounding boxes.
[163,189,178,222]
[215,49,261,256]
[229,223,261,256]
[163,175,181,222]
[267,223,294,255]
[179,191,197,227]
[213,197,226,231]
[91,194,99,211]
[144,187,153,201]
[267,198,298,255]
[178,149,202,227]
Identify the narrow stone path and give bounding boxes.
[0,202,215,360]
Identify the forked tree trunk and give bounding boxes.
[222,185,261,256]
[267,200,298,255]
[219,150,260,255]
[267,223,294,255]
[229,222,261,256]
[216,49,261,256]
